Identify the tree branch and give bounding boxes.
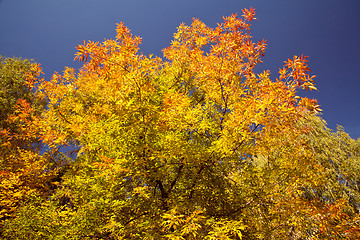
[168,164,184,194]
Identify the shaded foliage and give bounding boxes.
[0,56,60,235]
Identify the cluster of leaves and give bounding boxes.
[1,8,360,239]
[0,56,62,232]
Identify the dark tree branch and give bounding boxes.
[156,179,168,210]
[168,164,184,194]
[188,163,207,199]
[124,211,150,226]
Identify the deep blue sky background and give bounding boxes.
[0,0,359,139]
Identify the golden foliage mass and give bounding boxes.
[1,9,360,239]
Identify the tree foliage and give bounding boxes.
[0,56,59,233]
[2,9,360,239]
[0,56,42,150]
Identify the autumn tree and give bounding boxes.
[3,8,360,239]
[0,56,59,235]
[0,56,42,150]
[293,115,360,239]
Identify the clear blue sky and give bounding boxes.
[0,0,359,139]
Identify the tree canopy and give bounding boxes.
[0,56,59,228]
[1,8,360,239]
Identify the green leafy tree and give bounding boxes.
[0,56,59,235]
[294,115,360,239]
[0,56,40,150]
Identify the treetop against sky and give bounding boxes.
[0,0,359,138]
